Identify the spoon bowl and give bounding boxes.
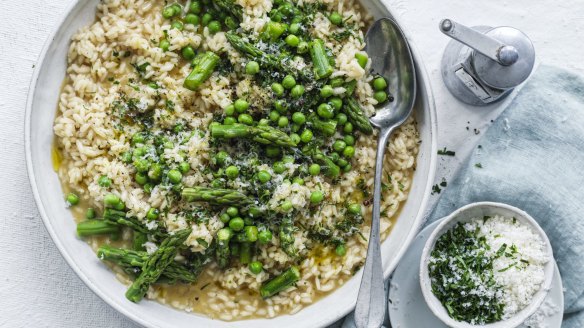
[354,18,417,328]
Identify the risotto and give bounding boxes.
[53,0,419,320]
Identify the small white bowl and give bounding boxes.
[419,202,554,328]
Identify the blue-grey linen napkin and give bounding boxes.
[341,65,584,328]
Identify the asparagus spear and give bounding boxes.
[182,187,253,207]
[184,52,220,91]
[309,114,337,137]
[213,0,243,21]
[313,153,341,179]
[225,33,311,81]
[240,242,252,265]
[310,39,334,80]
[77,219,120,237]
[260,266,301,298]
[216,228,234,269]
[125,228,191,302]
[103,208,166,238]
[211,123,297,147]
[97,245,200,284]
[343,98,373,135]
[279,215,297,257]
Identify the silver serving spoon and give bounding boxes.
[354,18,417,328]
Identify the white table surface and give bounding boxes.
[1,0,582,327]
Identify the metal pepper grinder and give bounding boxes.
[439,18,535,106]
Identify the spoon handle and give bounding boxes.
[354,127,393,328]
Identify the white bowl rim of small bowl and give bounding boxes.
[419,201,555,328]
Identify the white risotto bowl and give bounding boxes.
[25,0,437,327]
[420,202,555,328]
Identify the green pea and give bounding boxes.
[135,172,148,185]
[189,1,202,14]
[98,175,112,188]
[282,155,295,164]
[300,129,313,143]
[208,20,221,34]
[162,5,177,19]
[329,12,343,25]
[163,141,174,149]
[249,261,263,274]
[344,135,355,146]
[348,203,362,215]
[220,213,231,223]
[281,200,293,212]
[171,20,184,31]
[285,34,300,47]
[224,116,237,125]
[171,4,182,14]
[238,114,254,125]
[234,99,249,113]
[343,122,354,133]
[289,22,301,35]
[132,132,145,145]
[265,146,281,158]
[202,13,213,26]
[167,169,182,184]
[330,152,340,163]
[143,183,154,193]
[336,113,348,125]
[292,177,304,185]
[226,206,239,217]
[245,61,260,75]
[320,85,334,98]
[335,244,347,256]
[309,163,321,176]
[290,133,301,145]
[258,118,270,126]
[225,165,239,180]
[66,193,79,206]
[291,112,306,125]
[373,77,387,91]
[133,158,150,173]
[343,163,352,172]
[355,53,368,68]
[343,146,355,158]
[185,13,200,25]
[337,158,348,167]
[104,193,121,207]
[85,208,96,220]
[297,41,309,54]
[148,163,163,181]
[147,208,160,220]
[310,190,324,204]
[258,170,272,183]
[269,110,280,122]
[282,75,296,89]
[273,161,286,174]
[290,85,305,99]
[229,217,245,231]
[333,140,347,152]
[278,116,289,128]
[182,46,196,60]
[329,97,343,111]
[215,151,229,166]
[258,230,273,244]
[224,104,235,116]
[317,103,335,119]
[374,90,388,103]
[274,100,287,113]
[178,162,190,174]
[265,21,286,40]
[271,82,284,96]
[159,38,170,52]
[121,151,133,163]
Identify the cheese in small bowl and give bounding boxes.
[420,202,554,328]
